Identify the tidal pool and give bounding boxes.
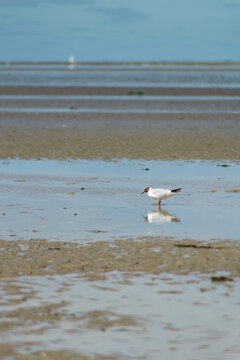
[1,271,240,360]
[0,159,239,242]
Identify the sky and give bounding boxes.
[0,0,240,62]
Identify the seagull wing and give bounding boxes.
[151,188,171,199]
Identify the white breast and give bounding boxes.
[148,187,173,200]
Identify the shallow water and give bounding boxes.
[1,65,240,117]
[1,271,240,360]
[0,159,239,242]
[1,64,240,88]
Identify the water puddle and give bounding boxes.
[0,159,239,242]
[0,271,240,359]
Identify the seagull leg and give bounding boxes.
[158,199,161,206]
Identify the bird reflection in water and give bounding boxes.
[142,207,180,224]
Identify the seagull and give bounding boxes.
[141,186,181,205]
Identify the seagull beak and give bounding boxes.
[141,191,145,194]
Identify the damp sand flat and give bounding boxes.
[1,112,240,160]
[1,63,240,160]
[1,64,240,360]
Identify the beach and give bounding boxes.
[1,63,240,359]
[1,63,240,160]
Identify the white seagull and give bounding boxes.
[141,186,181,205]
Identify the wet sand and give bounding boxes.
[0,237,240,359]
[1,112,240,160]
[2,85,240,96]
[1,237,240,279]
[1,64,240,160]
[1,237,240,359]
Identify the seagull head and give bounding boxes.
[141,186,150,194]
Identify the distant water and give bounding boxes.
[1,63,240,116]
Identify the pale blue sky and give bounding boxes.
[0,0,240,62]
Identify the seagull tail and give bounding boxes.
[171,188,181,193]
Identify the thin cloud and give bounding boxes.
[69,25,88,32]
[0,0,38,6]
[0,0,93,6]
[224,2,240,8]
[89,6,148,23]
